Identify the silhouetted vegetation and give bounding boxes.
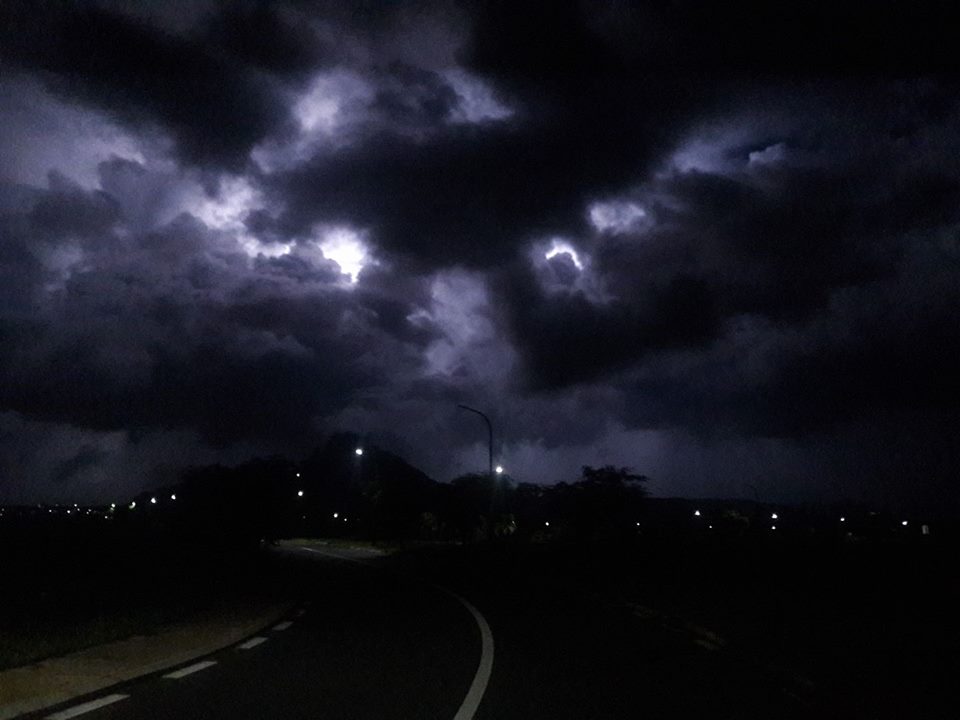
[105,435,653,545]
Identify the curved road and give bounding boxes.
[26,545,809,720]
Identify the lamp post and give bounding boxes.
[457,404,496,540]
[457,404,493,480]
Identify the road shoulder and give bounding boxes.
[0,598,294,720]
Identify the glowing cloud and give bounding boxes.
[319,227,369,282]
[294,71,373,134]
[545,239,583,270]
[443,68,513,124]
[588,201,646,234]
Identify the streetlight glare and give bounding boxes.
[355,447,364,456]
[902,520,908,526]
[495,465,504,474]
[840,516,846,522]
[333,512,339,518]
[771,512,779,520]
[694,510,701,517]
[297,490,304,497]
[296,472,301,478]
[150,497,157,504]
[545,521,550,527]
[170,494,176,501]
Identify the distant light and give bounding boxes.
[694,510,701,517]
[170,494,176,501]
[343,517,348,522]
[495,465,504,474]
[840,516,846,522]
[297,490,304,498]
[66,510,71,515]
[355,447,364,456]
[709,525,714,529]
[150,497,157,505]
[129,502,136,509]
[636,522,640,527]
[296,472,301,478]
[901,520,908,527]
[110,503,116,509]
[545,521,550,527]
[333,512,339,518]
[771,525,777,530]
[771,512,778,520]
[74,504,78,508]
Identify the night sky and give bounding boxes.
[1,1,958,511]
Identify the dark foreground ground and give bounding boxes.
[4,518,959,719]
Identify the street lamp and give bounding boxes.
[297,490,304,498]
[495,465,504,474]
[355,447,364,456]
[457,404,493,480]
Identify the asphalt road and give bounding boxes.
[27,545,811,720]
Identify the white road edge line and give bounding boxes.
[163,660,218,679]
[46,694,129,720]
[301,546,495,720]
[444,589,495,720]
[272,621,293,631]
[237,636,268,649]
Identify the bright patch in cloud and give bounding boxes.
[192,175,259,233]
[319,227,369,282]
[588,201,646,234]
[545,239,584,270]
[443,68,513,124]
[189,176,291,258]
[294,70,375,134]
[748,142,788,166]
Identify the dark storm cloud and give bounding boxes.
[0,174,435,449]
[0,1,293,169]
[1,0,959,507]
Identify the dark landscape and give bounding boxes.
[2,1,960,718]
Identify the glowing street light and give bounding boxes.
[333,512,339,518]
[544,521,550,527]
[150,497,157,505]
[296,472,301,478]
[495,465,504,474]
[771,512,778,520]
[901,520,908,527]
[297,490,304,498]
[694,510,701,517]
[840,516,846,522]
[355,447,364,456]
[771,525,777,530]
[129,501,136,510]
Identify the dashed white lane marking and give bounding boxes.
[46,694,129,719]
[163,660,218,679]
[272,621,293,631]
[301,546,495,720]
[237,636,268,649]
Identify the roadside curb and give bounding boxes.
[0,599,296,720]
